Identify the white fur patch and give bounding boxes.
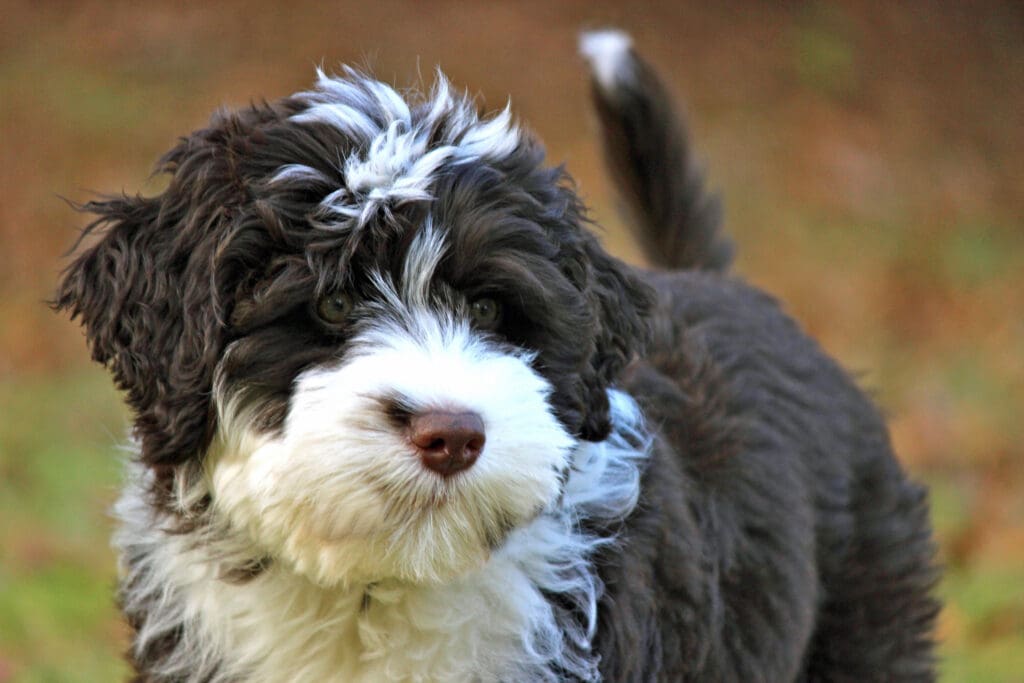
[279,68,521,229]
[579,30,635,93]
[209,306,573,587]
[115,390,649,682]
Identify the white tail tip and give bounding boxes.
[579,29,634,92]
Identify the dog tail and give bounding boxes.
[580,30,733,272]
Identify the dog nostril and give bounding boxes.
[409,411,486,477]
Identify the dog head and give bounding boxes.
[56,68,651,586]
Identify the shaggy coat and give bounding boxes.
[56,30,938,682]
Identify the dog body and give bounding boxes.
[58,31,938,682]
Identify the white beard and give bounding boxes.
[114,389,649,682]
[208,305,576,587]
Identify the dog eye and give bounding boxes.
[469,297,502,329]
[315,290,354,326]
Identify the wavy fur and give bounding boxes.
[57,32,937,683]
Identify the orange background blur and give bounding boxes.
[1,2,1021,680]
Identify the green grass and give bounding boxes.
[0,370,129,682]
[936,564,1024,682]
[926,470,1024,683]
[942,638,1024,683]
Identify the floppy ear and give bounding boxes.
[526,168,652,443]
[55,191,226,471]
[574,232,653,441]
[57,195,162,369]
[54,102,290,477]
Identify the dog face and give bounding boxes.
[57,69,650,587]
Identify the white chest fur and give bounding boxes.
[114,391,648,682]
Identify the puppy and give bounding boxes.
[56,30,939,682]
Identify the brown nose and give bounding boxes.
[409,411,486,477]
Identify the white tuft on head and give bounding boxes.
[578,29,635,93]
[281,67,522,230]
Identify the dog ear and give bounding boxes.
[55,104,286,476]
[574,232,653,441]
[55,189,227,471]
[533,171,652,443]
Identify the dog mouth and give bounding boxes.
[365,467,461,513]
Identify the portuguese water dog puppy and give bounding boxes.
[56,30,939,682]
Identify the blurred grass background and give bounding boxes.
[1,1,1021,680]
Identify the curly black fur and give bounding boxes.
[56,33,938,682]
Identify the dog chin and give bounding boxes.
[205,313,577,587]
